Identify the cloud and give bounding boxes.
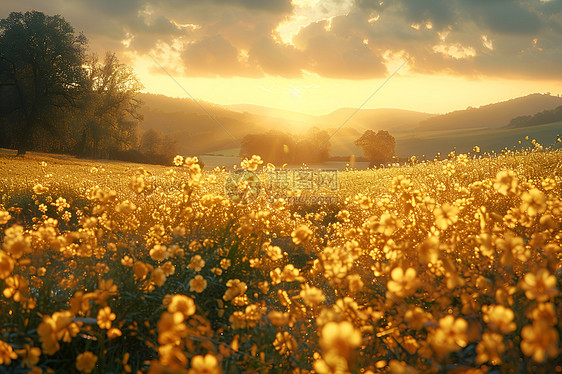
[293,19,387,79]
[181,34,258,77]
[249,37,305,77]
[1,0,561,80]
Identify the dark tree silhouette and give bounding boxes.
[355,130,396,168]
[0,11,88,154]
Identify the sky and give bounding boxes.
[2,0,562,115]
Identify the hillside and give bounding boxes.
[136,92,561,158]
[318,107,433,134]
[138,93,288,155]
[418,93,562,131]
[138,93,433,155]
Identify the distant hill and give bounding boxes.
[136,92,562,159]
[138,93,297,155]
[138,93,434,155]
[396,121,562,158]
[319,108,433,134]
[418,93,562,131]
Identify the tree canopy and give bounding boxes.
[0,11,146,161]
[355,130,396,168]
[0,11,88,154]
[77,52,144,158]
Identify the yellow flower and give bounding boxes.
[476,332,505,365]
[97,306,116,329]
[520,188,546,217]
[0,210,11,225]
[133,261,149,281]
[167,294,196,318]
[291,225,313,245]
[320,246,354,280]
[38,310,82,355]
[158,312,188,346]
[300,285,326,307]
[160,261,175,276]
[75,351,98,373]
[281,264,300,282]
[0,340,17,365]
[188,354,221,374]
[387,267,419,298]
[32,184,49,195]
[189,275,207,293]
[418,236,440,264]
[95,279,118,306]
[240,155,263,171]
[158,344,188,369]
[267,311,291,327]
[428,315,468,357]
[173,155,184,166]
[313,352,350,374]
[223,279,247,302]
[521,268,559,302]
[266,245,283,261]
[3,274,29,302]
[2,225,31,259]
[220,258,231,270]
[149,245,169,262]
[404,307,432,330]
[433,203,459,230]
[320,321,361,358]
[0,250,15,279]
[368,213,403,236]
[354,193,373,209]
[388,360,419,374]
[541,177,556,191]
[496,234,529,265]
[493,170,518,195]
[188,255,206,272]
[482,305,516,334]
[528,302,557,325]
[151,267,167,287]
[520,321,559,362]
[15,344,41,368]
[273,332,298,355]
[107,327,122,339]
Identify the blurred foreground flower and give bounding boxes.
[76,352,98,373]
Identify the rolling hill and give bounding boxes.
[136,92,562,159]
[418,93,562,131]
[138,93,434,155]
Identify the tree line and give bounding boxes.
[241,128,396,168]
[509,105,562,128]
[0,11,170,162]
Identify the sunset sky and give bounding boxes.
[2,0,562,115]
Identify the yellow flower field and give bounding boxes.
[0,147,561,373]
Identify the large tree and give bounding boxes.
[77,52,143,158]
[0,11,87,154]
[355,130,396,168]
